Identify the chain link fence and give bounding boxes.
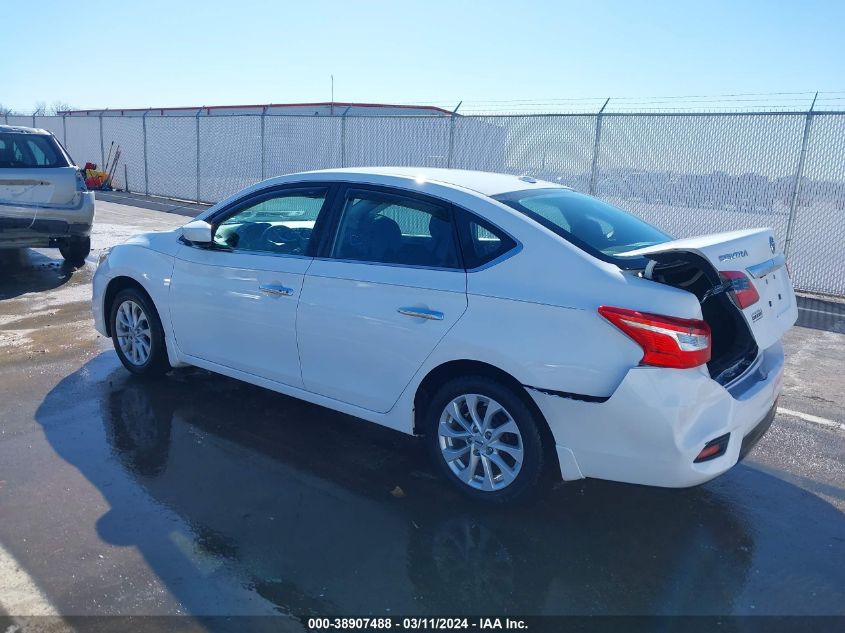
[5,110,843,296]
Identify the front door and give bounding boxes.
[297,186,468,413]
[170,185,331,388]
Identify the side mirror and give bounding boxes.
[181,220,213,245]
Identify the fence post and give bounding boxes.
[196,108,202,203]
[447,101,462,168]
[340,106,351,167]
[32,114,36,127]
[142,110,150,196]
[783,93,817,260]
[260,106,267,181]
[99,112,105,168]
[588,98,610,195]
[62,115,67,146]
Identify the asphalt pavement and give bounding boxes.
[0,198,843,624]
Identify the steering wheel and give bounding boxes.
[260,224,305,254]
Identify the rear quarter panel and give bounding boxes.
[390,224,706,428]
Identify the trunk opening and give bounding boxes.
[645,251,758,386]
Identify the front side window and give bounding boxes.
[0,133,69,168]
[493,188,671,268]
[213,188,328,256]
[331,190,460,268]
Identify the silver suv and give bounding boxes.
[0,125,95,266]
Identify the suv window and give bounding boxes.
[213,188,328,256]
[493,188,671,269]
[331,190,460,269]
[0,132,69,168]
[457,212,517,269]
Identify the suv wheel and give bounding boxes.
[110,288,170,377]
[59,236,91,267]
[424,376,547,503]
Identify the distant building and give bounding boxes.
[60,102,454,117]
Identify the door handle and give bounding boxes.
[259,284,295,296]
[397,307,444,321]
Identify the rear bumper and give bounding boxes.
[0,192,95,247]
[529,341,784,488]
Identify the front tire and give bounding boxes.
[110,288,170,377]
[59,235,91,267]
[424,376,547,503]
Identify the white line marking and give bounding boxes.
[797,306,844,317]
[0,541,60,616]
[778,407,845,431]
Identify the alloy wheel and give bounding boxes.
[438,394,524,491]
[115,300,152,366]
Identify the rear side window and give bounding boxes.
[0,132,70,168]
[457,212,517,269]
[493,188,671,269]
[331,189,461,269]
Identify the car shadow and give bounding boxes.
[29,354,845,619]
[0,248,78,300]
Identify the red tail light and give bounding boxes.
[719,270,760,309]
[598,306,711,369]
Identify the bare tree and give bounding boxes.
[0,101,73,117]
[49,101,73,115]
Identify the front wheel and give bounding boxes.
[59,236,91,267]
[424,376,548,503]
[110,288,171,377]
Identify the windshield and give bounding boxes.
[493,188,671,268]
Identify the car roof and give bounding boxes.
[0,124,51,135]
[298,167,568,197]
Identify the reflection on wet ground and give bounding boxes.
[30,355,845,617]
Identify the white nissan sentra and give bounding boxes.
[92,168,797,502]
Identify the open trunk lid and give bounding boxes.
[621,228,797,355]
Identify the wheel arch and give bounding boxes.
[102,276,156,337]
[412,359,560,475]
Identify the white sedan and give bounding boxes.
[92,168,797,502]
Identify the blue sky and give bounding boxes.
[2,0,844,113]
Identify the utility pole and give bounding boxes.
[331,75,335,116]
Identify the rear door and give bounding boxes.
[297,186,468,413]
[0,130,78,224]
[623,228,797,350]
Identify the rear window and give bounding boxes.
[493,188,671,269]
[0,132,70,168]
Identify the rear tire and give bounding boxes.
[59,236,91,267]
[109,288,171,377]
[424,375,547,503]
